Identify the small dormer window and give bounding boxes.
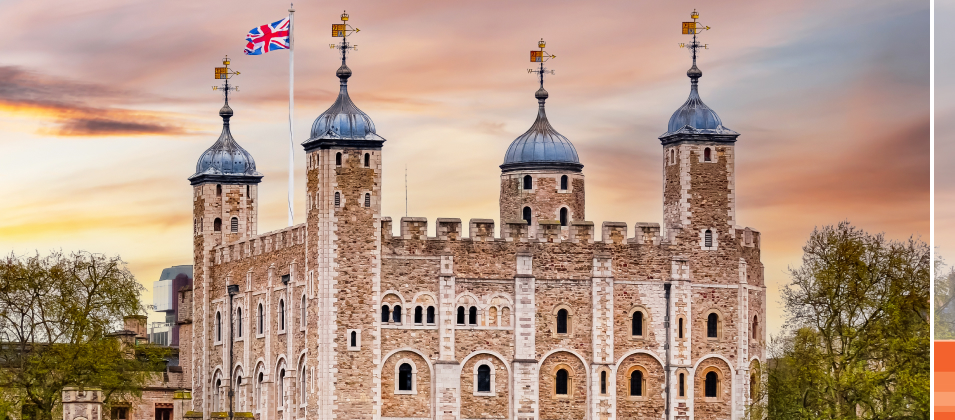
[704,147,712,162]
[336,152,342,166]
[523,175,532,190]
[560,175,568,190]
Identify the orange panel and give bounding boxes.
[937,341,955,372]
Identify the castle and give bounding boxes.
[177,13,766,420]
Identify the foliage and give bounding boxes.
[0,251,168,420]
[767,222,929,419]
[934,254,955,339]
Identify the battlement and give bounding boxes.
[379,216,762,248]
[210,223,306,265]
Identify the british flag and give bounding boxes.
[244,17,290,55]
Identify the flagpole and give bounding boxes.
[287,4,295,226]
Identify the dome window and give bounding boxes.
[523,175,532,190]
[560,175,568,190]
[559,208,568,226]
[230,217,238,233]
[214,218,222,232]
[704,147,712,162]
[336,152,342,166]
[523,207,532,225]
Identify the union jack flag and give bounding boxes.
[244,17,290,55]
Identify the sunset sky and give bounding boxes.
[0,0,929,334]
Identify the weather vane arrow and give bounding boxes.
[329,11,360,60]
[212,55,240,97]
[678,9,711,65]
[527,39,556,88]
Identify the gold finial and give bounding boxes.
[538,39,546,49]
[212,55,239,95]
[341,11,349,21]
[528,39,556,89]
[691,9,699,19]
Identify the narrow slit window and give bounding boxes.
[334,192,341,207]
[679,373,685,397]
[468,306,477,325]
[246,185,250,198]
[704,147,712,162]
[522,207,532,225]
[556,309,568,334]
[214,218,222,232]
[236,308,242,338]
[392,305,402,323]
[707,313,719,338]
[477,365,491,392]
[216,311,222,341]
[350,331,357,347]
[523,175,532,190]
[381,305,390,323]
[258,303,264,334]
[364,193,371,208]
[335,152,342,166]
[457,306,465,325]
[426,306,436,324]
[216,184,222,196]
[678,318,684,339]
[753,315,759,340]
[301,296,306,327]
[231,217,238,233]
[364,153,370,167]
[560,175,568,190]
[600,371,607,394]
[705,229,713,247]
[279,300,285,330]
[560,208,568,226]
[632,311,643,336]
[414,306,423,324]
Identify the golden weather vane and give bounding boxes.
[679,9,711,63]
[329,11,360,61]
[527,39,556,88]
[212,55,240,99]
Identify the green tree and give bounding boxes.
[934,254,955,339]
[768,222,929,419]
[0,251,168,420]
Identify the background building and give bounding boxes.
[152,265,194,346]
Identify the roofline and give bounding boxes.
[500,161,584,173]
[188,174,264,186]
[658,133,739,145]
[302,138,385,153]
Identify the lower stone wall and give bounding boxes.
[538,351,587,420]
[694,357,733,420]
[381,351,432,418]
[615,353,665,419]
[460,354,509,419]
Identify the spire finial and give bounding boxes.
[678,9,711,89]
[212,55,240,122]
[330,10,360,85]
[528,39,556,105]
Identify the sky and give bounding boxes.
[0,0,930,334]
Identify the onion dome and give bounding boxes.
[302,63,385,151]
[500,87,583,173]
[188,98,263,185]
[660,63,739,140]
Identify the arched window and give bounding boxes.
[414,306,422,324]
[236,308,242,338]
[364,193,371,207]
[214,378,221,411]
[398,363,413,391]
[427,306,436,324]
[392,305,402,323]
[632,311,644,336]
[679,373,686,397]
[256,372,263,409]
[705,371,718,398]
[457,306,465,325]
[335,152,342,166]
[705,229,713,248]
[600,370,607,394]
[231,217,239,233]
[301,365,307,403]
[753,315,759,340]
[279,300,285,330]
[560,175,568,190]
[477,365,491,392]
[216,312,222,342]
[216,184,222,196]
[523,175,532,190]
[630,369,644,396]
[334,192,341,207]
[750,372,758,399]
[246,185,250,198]
[468,306,477,325]
[678,318,684,339]
[214,218,222,232]
[278,368,285,407]
[301,295,306,327]
[522,207,532,225]
[559,208,568,226]
[364,153,370,167]
[556,309,568,334]
[707,313,719,338]
[704,147,712,162]
[258,303,264,334]
[489,306,498,326]
[350,331,357,347]
[381,305,390,323]
[555,369,569,395]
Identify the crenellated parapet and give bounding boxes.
[209,224,306,266]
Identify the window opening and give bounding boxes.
[477,365,491,392]
[414,306,423,324]
[678,318,684,339]
[398,363,413,391]
[556,309,568,334]
[457,306,465,325]
[350,331,357,347]
[256,372,263,409]
[705,229,713,248]
[523,175,532,190]
[600,371,607,394]
[560,175,568,190]
[301,365,307,402]
[231,217,239,233]
[632,311,643,336]
[468,306,477,325]
[705,371,718,398]
[381,305,390,323]
[392,305,402,323]
[523,206,532,225]
[679,373,685,397]
[334,192,340,207]
[216,312,222,341]
[707,313,719,338]
[236,308,242,338]
[364,153,370,167]
[279,300,285,330]
[335,152,342,166]
[246,185,250,198]
[214,218,222,232]
[427,306,436,324]
[364,193,371,208]
[258,303,264,334]
[753,315,759,339]
[278,368,285,406]
[301,296,306,327]
[704,147,712,162]
[216,184,222,196]
[630,370,643,396]
[560,208,568,226]
[555,369,569,395]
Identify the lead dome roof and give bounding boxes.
[661,64,738,138]
[189,100,263,185]
[302,64,385,148]
[501,87,583,173]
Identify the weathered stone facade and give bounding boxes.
[181,32,765,420]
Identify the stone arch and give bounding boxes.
[231,364,246,412]
[551,303,576,336]
[252,360,267,412]
[211,368,225,412]
[460,350,512,418]
[538,350,588,419]
[694,356,733,417]
[627,305,650,338]
[380,349,432,419]
[274,356,288,414]
[615,352,665,418]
